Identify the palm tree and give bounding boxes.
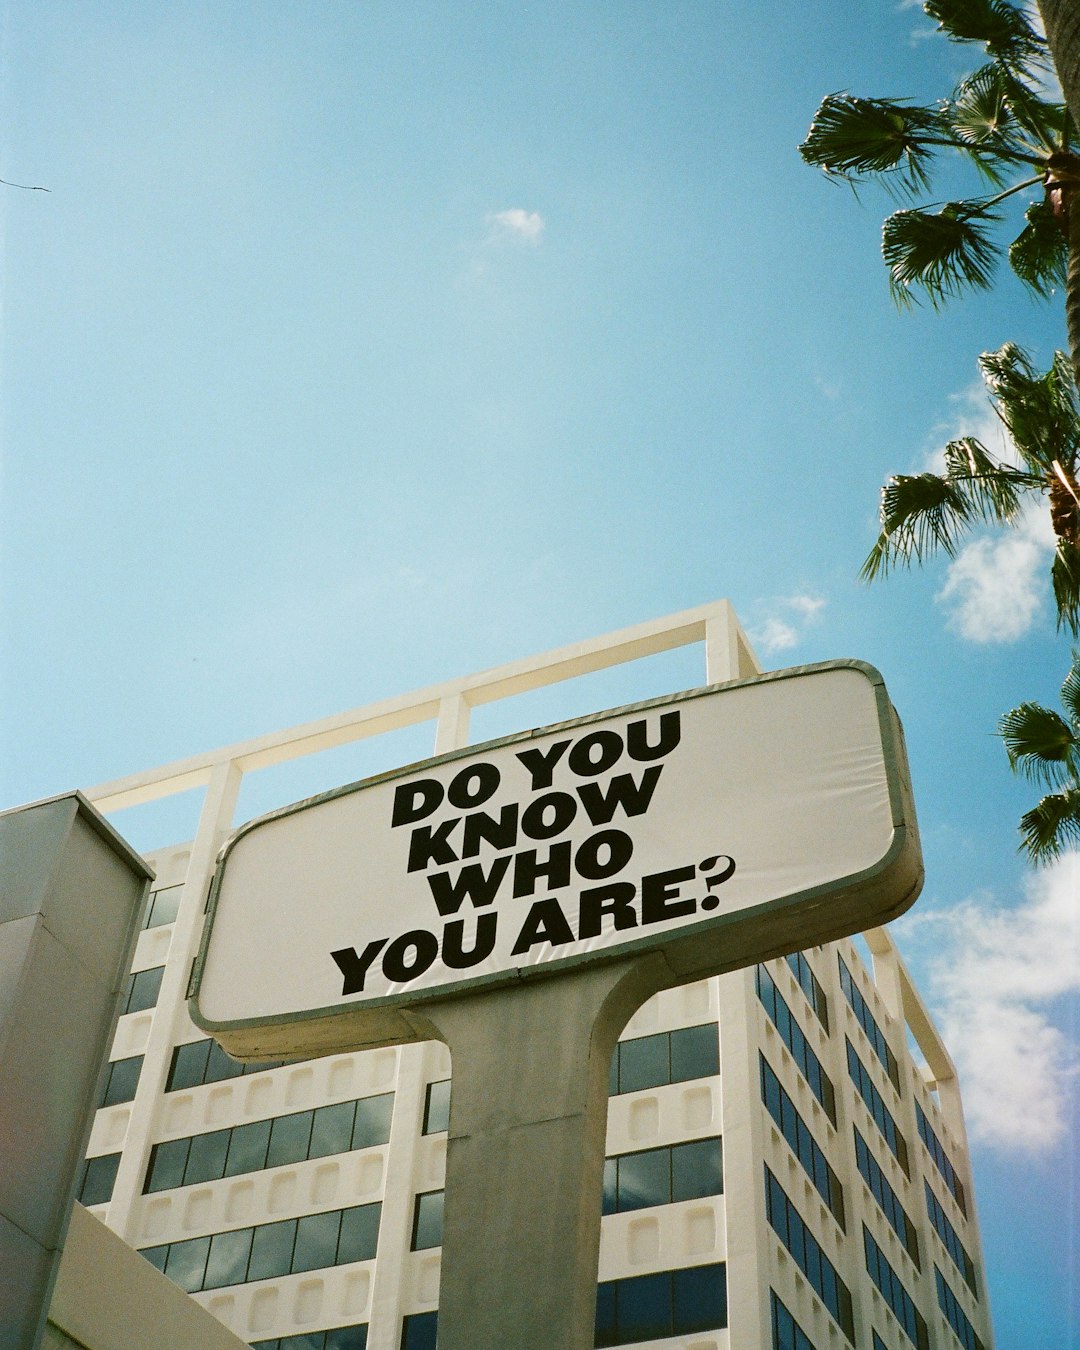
[862,341,1080,632]
[800,0,1080,388]
[999,650,1080,859]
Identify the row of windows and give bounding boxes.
[144,1094,394,1193]
[786,951,829,1032]
[140,1203,380,1294]
[838,955,900,1093]
[79,1153,120,1207]
[916,1102,967,1216]
[756,966,837,1125]
[594,1262,727,1346]
[863,1226,929,1350]
[936,1266,986,1350]
[122,965,164,1016]
[100,1054,143,1108]
[143,883,184,930]
[602,1138,722,1216]
[166,1037,286,1092]
[760,1055,844,1228]
[251,1324,368,1350]
[608,1023,719,1096]
[771,1288,816,1350]
[764,1167,854,1342]
[854,1127,919,1266]
[846,1040,909,1175]
[411,1190,444,1251]
[925,1180,977,1295]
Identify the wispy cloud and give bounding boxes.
[748,593,826,656]
[936,504,1054,643]
[899,855,1080,1152]
[486,208,545,246]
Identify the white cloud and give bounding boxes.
[936,504,1054,643]
[901,855,1080,1152]
[748,593,826,656]
[487,208,545,246]
[922,377,1016,474]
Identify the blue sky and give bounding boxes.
[2,3,1076,1344]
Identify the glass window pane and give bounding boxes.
[102,1054,143,1107]
[595,1282,617,1347]
[412,1191,444,1251]
[147,884,183,928]
[205,1040,241,1084]
[618,1033,668,1093]
[617,1148,670,1211]
[338,1204,381,1264]
[602,1158,617,1216]
[167,1040,210,1092]
[325,1326,368,1350]
[140,1245,169,1273]
[618,1271,672,1342]
[204,1227,253,1290]
[673,1263,727,1333]
[353,1094,394,1149]
[293,1209,342,1273]
[126,966,164,1014]
[145,1138,189,1193]
[671,1024,719,1082]
[401,1312,438,1350]
[278,1335,323,1350]
[248,1219,297,1282]
[225,1120,272,1177]
[79,1153,120,1206]
[184,1129,231,1185]
[310,1101,355,1159]
[423,1080,451,1134]
[672,1138,723,1203]
[267,1111,314,1169]
[164,1236,211,1293]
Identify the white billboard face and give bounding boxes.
[190,662,921,1055]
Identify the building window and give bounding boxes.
[411,1191,445,1251]
[863,1226,929,1350]
[916,1102,966,1216]
[423,1079,451,1134]
[99,1054,143,1108]
[143,1093,395,1193]
[760,1055,844,1227]
[164,1037,285,1091]
[123,965,164,1015]
[756,965,836,1125]
[764,1167,854,1342]
[143,883,184,929]
[785,951,829,1032]
[854,1128,919,1265]
[602,1137,722,1215]
[609,1023,719,1095]
[838,955,900,1092]
[595,1262,727,1346]
[251,1324,369,1350]
[925,1180,977,1295]
[872,1334,889,1350]
[140,1203,380,1294]
[78,1153,121,1207]
[770,1289,817,1350]
[935,1266,985,1350]
[846,1040,909,1174]
[400,1312,438,1350]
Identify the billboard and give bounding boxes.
[190,661,921,1058]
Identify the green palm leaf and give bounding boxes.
[883,204,1000,307]
[1052,542,1080,636]
[978,344,1080,475]
[998,701,1077,784]
[1017,787,1080,862]
[923,0,1046,68]
[942,436,1033,518]
[799,94,947,193]
[1060,652,1080,727]
[1009,198,1068,297]
[861,471,982,579]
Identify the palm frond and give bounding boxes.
[883,204,1000,307]
[924,0,1046,69]
[979,343,1080,475]
[1059,652,1080,729]
[948,64,1015,151]
[861,472,983,579]
[1052,542,1080,636]
[1008,198,1068,297]
[799,94,948,194]
[942,436,1034,518]
[998,701,1076,784]
[1017,787,1080,863]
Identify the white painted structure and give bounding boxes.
[79,602,993,1349]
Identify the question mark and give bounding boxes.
[698,855,736,910]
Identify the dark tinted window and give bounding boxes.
[224,1120,272,1177]
[670,1024,719,1081]
[411,1191,444,1251]
[79,1153,121,1206]
[166,1041,210,1092]
[185,1129,231,1185]
[164,1236,210,1293]
[101,1055,143,1107]
[267,1111,314,1169]
[311,1101,355,1159]
[354,1094,394,1149]
[293,1210,341,1273]
[248,1219,297,1282]
[204,1227,253,1290]
[125,966,164,1015]
[401,1312,438,1350]
[145,1138,189,1193]
[423,1080,451,1134]
[338,1204,381,1264]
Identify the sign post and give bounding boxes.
[190,661,923,1348]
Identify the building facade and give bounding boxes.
[76,603,994,1349]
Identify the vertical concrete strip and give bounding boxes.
[0,793,152,1350]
